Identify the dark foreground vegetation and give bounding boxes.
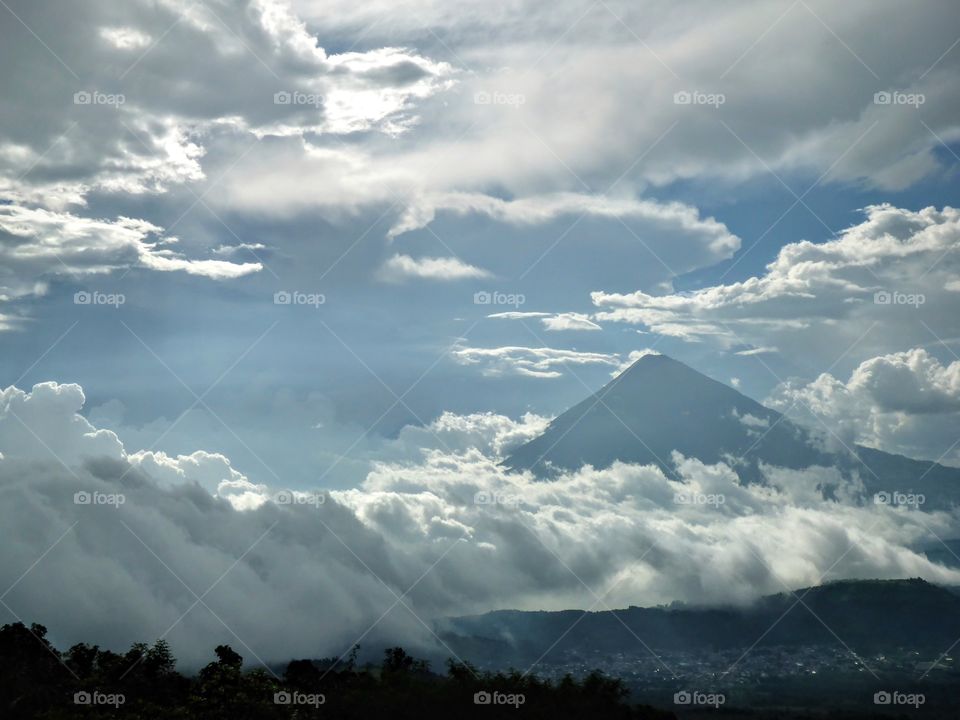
[0,621,673,719]
[4,620,960,719]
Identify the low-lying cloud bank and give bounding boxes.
[1,381,958,668]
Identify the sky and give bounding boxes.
[2,0,960,667]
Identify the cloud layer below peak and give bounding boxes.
[1,378,958,667]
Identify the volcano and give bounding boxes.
[504,353,960,509]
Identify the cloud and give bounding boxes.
[0,200,260,303]
[5,0,960,673]
[99,26,152,51]
[488,311,601,332]
[387,193,741,256]
[2,379,959,669]
[735,346,779,356]
[767,348,960,465]
[0,0,454,316]
[215,158,742,298]
[592,204,960,365]
[387,410,552,461]
[0,382,124,463]
[4,0,958,326]
[541,313,601,332]
[292,0,960,194]
[378,253,491,282]
[487,312,550,320]
[452,345,622,378]
[1,0,455,200]
[733,408,770,432]
[212,242,267,256]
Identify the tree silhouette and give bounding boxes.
[0,619,691,719]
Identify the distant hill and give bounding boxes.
[504,353,960,510]
[440,578,960,665]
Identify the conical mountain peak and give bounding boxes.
[504,353,789,477]
[504,354,960,510]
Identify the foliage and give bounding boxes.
[0,621,671,719]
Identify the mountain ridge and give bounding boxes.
[503,353,960,509]
[440,578,960,663]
